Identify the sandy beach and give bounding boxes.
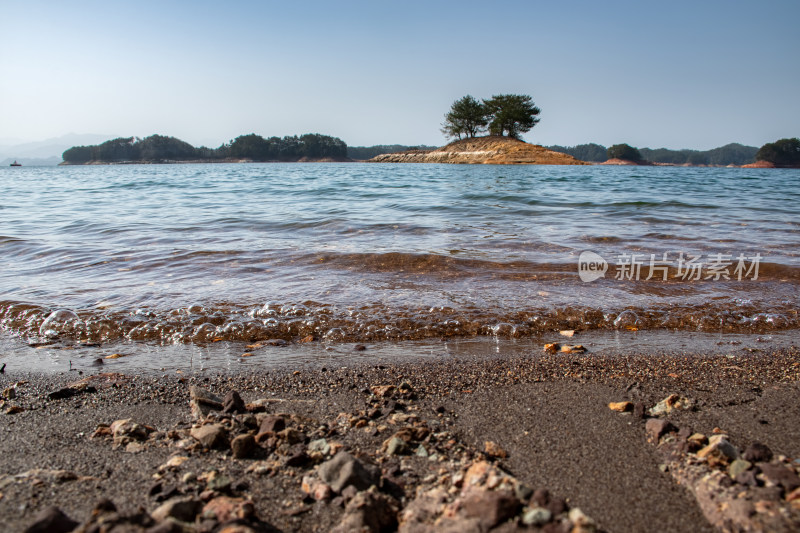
[2,346,799,532]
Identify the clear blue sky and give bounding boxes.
[1,0,798,149]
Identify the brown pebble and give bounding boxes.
[484,440,508,459]
[608,401,633,412]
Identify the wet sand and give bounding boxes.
[1,346,799,532]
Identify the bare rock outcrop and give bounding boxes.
[369,136,587,165]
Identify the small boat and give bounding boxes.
[10,160,21,167]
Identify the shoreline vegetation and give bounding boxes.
[56,133,800,167]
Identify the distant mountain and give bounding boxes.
[1,156,62,167]
[0,133,114,162]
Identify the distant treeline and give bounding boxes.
[546,143,758,166]
[62,133,348,163]
[347,144,438,160]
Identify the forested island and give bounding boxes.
[61,133,350,164]
[547,138,800,167]
[546,142,759,166]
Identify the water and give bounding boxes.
[1,163,799,357]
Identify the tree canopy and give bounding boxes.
[607,143,643,161]
[441,93,541,140]
[441,95,489,140]
[756,138,800,167]
[483,94,541,139]
[62,133,348,163]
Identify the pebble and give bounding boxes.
[222,390,246,414]
[318,451,379,493]
[758,463,800,492]
[728,459,752,479]
[648,394,694,417]
[461,489,521,529]
[698,438,739,466]
[522,506,552,526]
[190,424,228,450]
[484,441,508,459]
[151,496,203,523]
[384,436,409,456]
[608,401,633,412]
[231,434,256,459]
[744,442,773,463]
[22,506,78,533]
[645,418,675,443]
[202,496,255,523]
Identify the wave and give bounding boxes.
[2,295,798,347]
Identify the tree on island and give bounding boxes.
[756,138,800,167]
[484,94,541,139]
[441,93,541,140]
[441,95,489,140]
[607,143,643,162]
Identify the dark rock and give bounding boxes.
[330,486,396,533]
[341,485,358,502]
[645,418,675,443]
[633,402,646,419]
[23,506,79,533]
[145,521,184,533]
[48,385,97,400]
[154,485,180,503]
[318,451,379,493]
[149,482,164,496]
[222,390,246,414]
[151,496,203,523]
[744,442,773,463]
[265,338,289,346]
[231,434,256,459]
[758,463,800,492]
[461,489,521,529]
[676,426,692,441]
[92,498,117,515]
[546,496,567,517]
[530,488,549,508]
[259,415,286,434]
[284,444,310,467]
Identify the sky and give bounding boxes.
[1,0,798,150]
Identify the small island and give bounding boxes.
[370,93,585,165]
[369,136,587,165]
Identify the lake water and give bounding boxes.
[1,163,798,367]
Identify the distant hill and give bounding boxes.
[1,156,62,167]
[547,143,758,166]
[0,133,113,164]
[370,136,587,165]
